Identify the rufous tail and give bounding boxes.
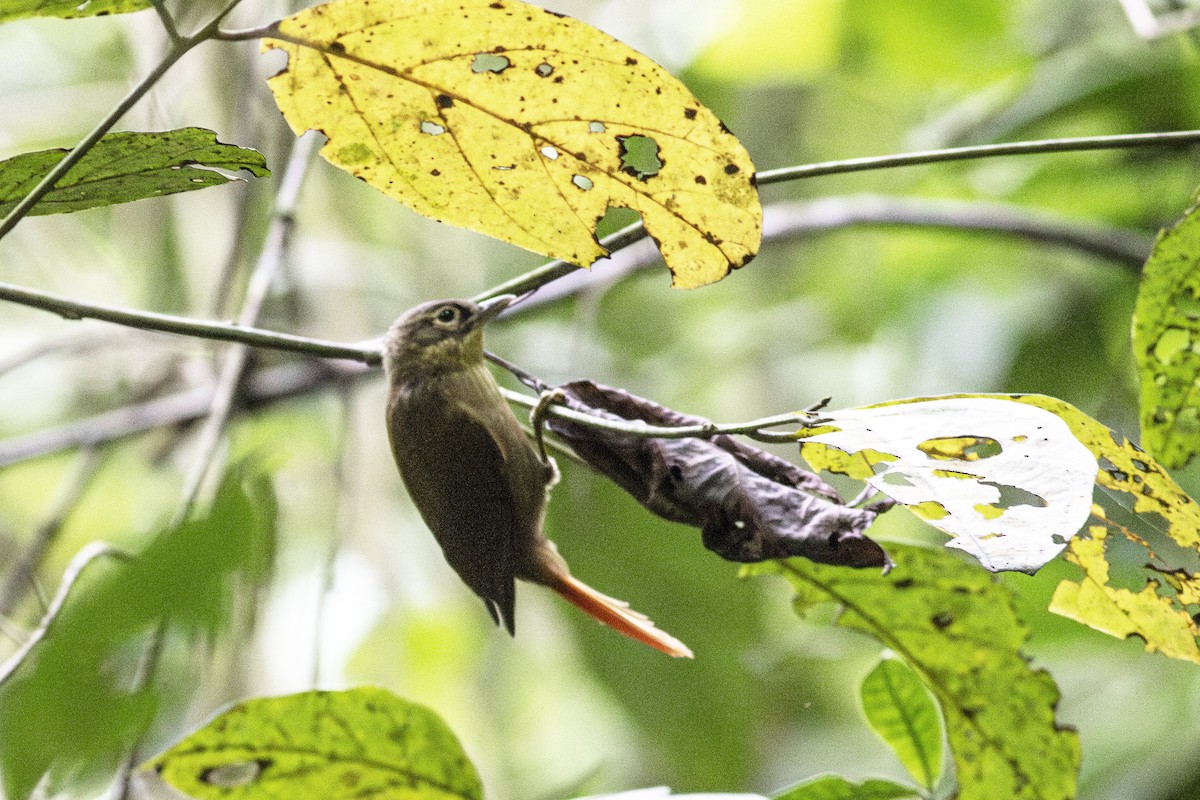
[548,572,693,658]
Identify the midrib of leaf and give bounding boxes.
[875,660,937,787]
[778,561,1049,799]
[165,743,472,798]
[265,29,715,240]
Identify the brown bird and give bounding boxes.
[383,295,692,658]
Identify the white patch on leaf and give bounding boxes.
[803,397,1098,573]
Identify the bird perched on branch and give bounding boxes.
[383,295,692,658]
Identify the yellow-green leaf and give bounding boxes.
[1133,199,1200,469]
[260,0,761,288]
[750,545,1079,800]
[0,0,149,24]
[148,687,482,800]
[860,656,943,790]
[774,775,918,800]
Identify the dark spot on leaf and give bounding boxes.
[684,107,698,120]
[694,175,707,185]
[625,56,638,65]
[436,93,454,108]
[724,164,740,175]
[554,75,564,83]
[329,41,346,54]
[544,7,566,16]
[931,612,953,630]
[894,577,914,588]
[490,1,503,7]
[430,169,441,176]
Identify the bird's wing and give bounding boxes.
[389,379,520,633]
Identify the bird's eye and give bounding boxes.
[435,306,458,324]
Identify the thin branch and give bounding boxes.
[498,386,816,443]
[0,280,379,364]
[756,129,1200,184]
[151,0,182,44]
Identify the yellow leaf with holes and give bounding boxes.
[261,0,761,288]
[1050,521,1200,665]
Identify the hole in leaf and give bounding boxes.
[535,62,554,77]
[588,121,606,133]
[540,145,559,160]
[917,435,1002,461]
[617,134,663,181]
[979,480,1047,509]
[419,121,445,135]
[493,164,515,171]
[572,174,593,191]
[471,53,511,73]
[200,760,270,788]
[878,470,913,487]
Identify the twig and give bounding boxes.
[498,386,817,443]
[756,129,1200,183]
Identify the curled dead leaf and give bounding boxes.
[548,381,891,569]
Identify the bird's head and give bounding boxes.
[383,295,515,383]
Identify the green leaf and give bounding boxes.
[0,468,275,800]
[0,128,269,217]
[0,0,151,23]
[860,656,943,790]
[773,774,917,800]
[1133,199,1200,469]
[748,544,1080,800]
[148,687,484,800]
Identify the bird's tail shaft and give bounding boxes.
[548,572,693,658]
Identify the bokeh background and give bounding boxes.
[2,0,1200,797]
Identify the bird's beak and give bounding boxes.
[476,294,517,325]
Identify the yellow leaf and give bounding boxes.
[261,0,762,289]
[1050,523,1200,665]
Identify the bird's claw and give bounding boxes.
[530,388,566,464]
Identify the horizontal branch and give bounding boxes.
[0,280,380,365]
[757,129,1200,183]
